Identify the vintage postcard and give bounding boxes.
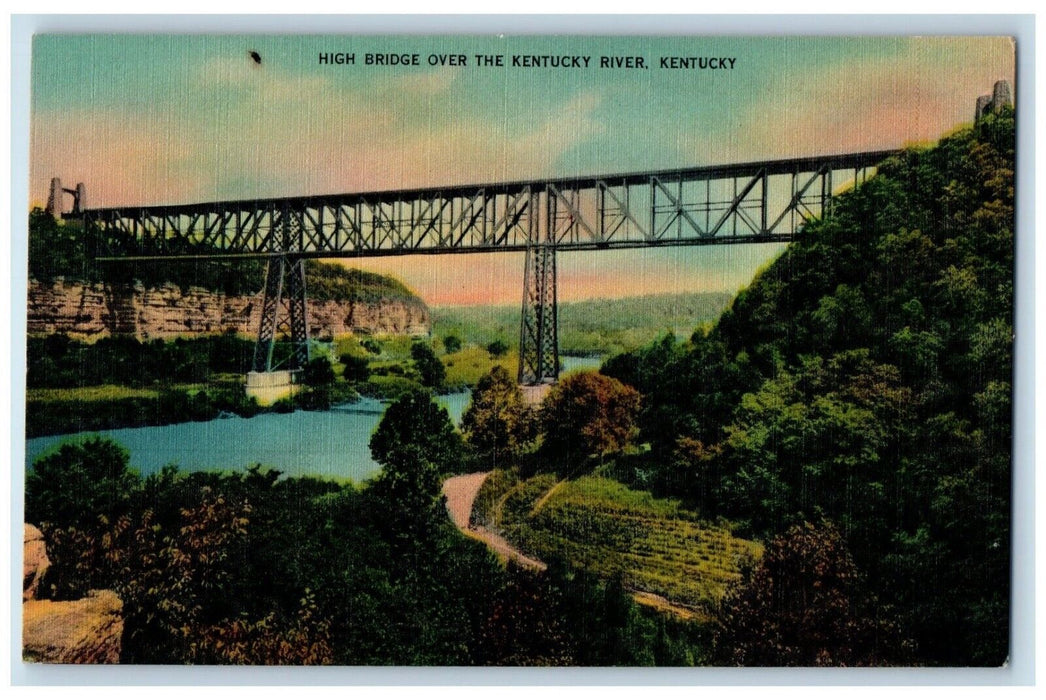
[20,32,1017,670]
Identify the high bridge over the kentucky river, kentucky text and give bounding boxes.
[49,150,894,393]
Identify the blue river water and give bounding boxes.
[25,356,602,483]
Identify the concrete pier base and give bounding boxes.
[520,383,553,406]
[245,370,301,406]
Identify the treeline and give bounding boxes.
[28,209,423,304]
[27,333,256,388]
[25,334,363,436]
[27,389,703,665]
[433,291,732,357]
[600,109,1015,665]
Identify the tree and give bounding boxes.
[540,371,640,463]
[715,522,912,666]
[411,341,446,391]
[27,437,140,531]
[116,489,255,663]
[340,353,371,383]
[478,564,574,666]
[302,356,335,386]
[360,338,382,355]
[442,335,462,354]
[369,389,464,476]
[486,339,509,358]
[461,366,536,464]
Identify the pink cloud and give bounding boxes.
[688,38,1015,164]
[30,110,199,208]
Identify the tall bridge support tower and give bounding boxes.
[245,205,311,405]
[252,253,310,374]
[519,242,558,385]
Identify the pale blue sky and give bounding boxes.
[30,35,1014,304]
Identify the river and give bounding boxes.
[25,356,602,483]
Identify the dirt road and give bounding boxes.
[442,472,546,571]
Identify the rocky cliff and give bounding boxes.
[27,278,430,339]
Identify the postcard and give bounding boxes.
[20,31,1017,670]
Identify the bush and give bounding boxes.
[486,339,510,358]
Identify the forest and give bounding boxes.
[599,108,1014,665]
[24,107,1013,666]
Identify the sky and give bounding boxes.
[29,35,1015,305]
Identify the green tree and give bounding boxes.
[442,334,462,353]
[27,437,140,531]
[486,339,509,358]
[411,341,447,391]
[340,353,371,383]
[541,371,641,463]
[461,366,536,465]
[369,388,464,476]
[302,356,335,386]
[116,488,255,663]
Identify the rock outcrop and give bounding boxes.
[23,591,124,664]
[23,524,50,602]
[22,524,123,664]
[27,278,430,339]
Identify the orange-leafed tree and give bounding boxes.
[540,371,640,463]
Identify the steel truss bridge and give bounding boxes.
[57,150,894,385]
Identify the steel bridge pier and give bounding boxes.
[252,204,311,377]
[252,253,310,374]
[519,243,558,385]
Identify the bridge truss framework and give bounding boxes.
[67,150,894,383]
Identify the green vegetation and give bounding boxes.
[715,522,912,666]
[23,333,363,436]
[461,366,536,465]
[28,410,707,664]
[602,109,1014,665]
[26,385,265,438]
[432,292,732,358]
[27,333,256,389]
[410,341,447,391]
[369,390,464,476]
[304,260,420,304]
[541,372,641,463]
[473,471,762,614]
[443,346,517,388]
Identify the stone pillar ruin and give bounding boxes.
[975,80,1013,123]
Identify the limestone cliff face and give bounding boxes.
[27,278,430,339]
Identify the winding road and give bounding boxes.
[442,472,547,571]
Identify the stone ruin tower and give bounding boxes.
[975,80,1013,122]
[45,177,85,219]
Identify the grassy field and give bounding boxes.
[472,471,763,615]
[27,385,163,402]
[443,346,517,387]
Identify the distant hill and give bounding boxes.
[433,292,733,357]
[27,210,424,307]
